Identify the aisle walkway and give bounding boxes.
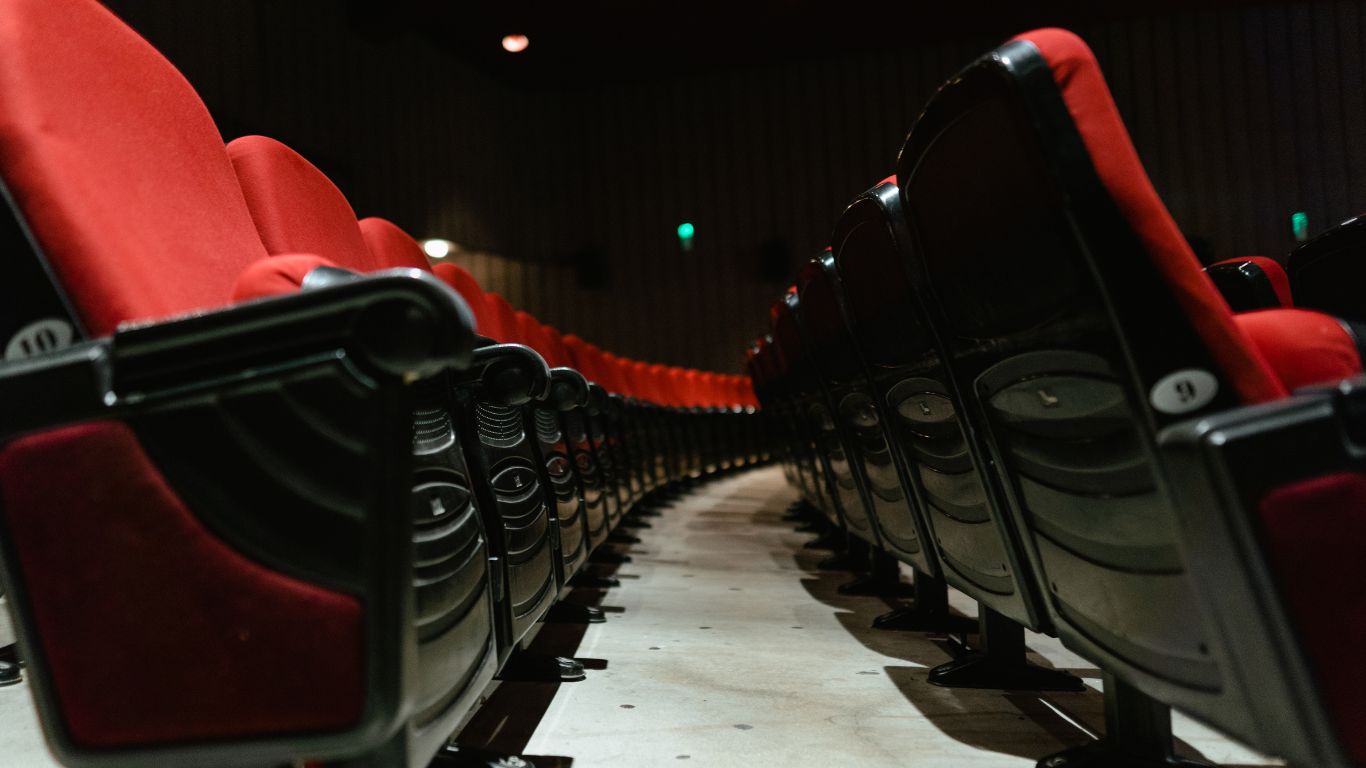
[461,466,1279,768]
[0,467,1280,767]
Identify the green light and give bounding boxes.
[1292,211,1309,243]
[676,222,695,241]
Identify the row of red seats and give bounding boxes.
[428,254,756,410]
[0,1,768,767]
[748,28,1366,768]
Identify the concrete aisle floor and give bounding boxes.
[0,466,1281,767]
[459,466,1280,768]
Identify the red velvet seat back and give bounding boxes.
[648,363,674,406]
[481,293,518,344]
[668,367,691,407]
[515,311,555,362]
[597,352,629,396]
[0,0,364,752]
[228,136,382,274]
[560,335,594,382]
[0,0,270,336]
[1013,29,1285,405]
[358,216,435,273]
[433,263,495,338]
[540,324,574,370]
[630,361,657,403]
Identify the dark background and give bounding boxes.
[103,1,1366,372]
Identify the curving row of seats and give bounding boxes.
[748,28,1366,768]
[0,1,762,766]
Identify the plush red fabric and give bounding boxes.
[648,363,675,407]
[540,324,573,370]
[357,217,433,272]
[431,263,493,337]
[667,367,690,407]
[562,335,602,383]
[230,253,339,303]
[1014,29,1286,405]
[0,0,269,336]
[1234,309,1361,391]
[1259,472,1366,765]
[630,361,657,403]
[0,422,364,746]
[228,136,382,275]
[596,351,628,396]
[698,373,720,408]
[482,293,517,344]
[514,310,553,360]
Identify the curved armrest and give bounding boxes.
[0,268,477,443]
[548,367,589,411]
[463,342,552,406]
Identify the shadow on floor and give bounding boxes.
[882,665,1095,760]
[453,553,626,763]
[766,505,1233,766]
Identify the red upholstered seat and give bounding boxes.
[990,28,1366,765]
[228,135,382,274]
[597,351,630,396]
[666,367,689,408]
[1012,25,1364,400]
[1016,28,1294,405]
[432,263,497,338]
[0,0,366,754]
[482,293,519,344]
[1235,309,1362,392]
[630,361,658,403]
[355,216,505,339]
[0,0,271,335]
[514,310,557,362]
[358,216,433,272]
[1259,473,1366,765]
[539,324,575,370]
[561,335,603,387]
[232,253,341,303]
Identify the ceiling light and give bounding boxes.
[502,34,529,53]
[421,238,456,259]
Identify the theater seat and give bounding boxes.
[895,25,1366,766]
[0,1,475,765]
[227,134,506,766]
[513,309,591,586]
[228,136,570,678]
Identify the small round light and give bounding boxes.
[421,239,455,259]
[502,34,529,53]
[676,222,695,240]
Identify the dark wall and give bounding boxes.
[105,1,1366,373]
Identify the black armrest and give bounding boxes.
[548,367,589,411]
[0,269,478,766]
[0,268,476,443]
[585,381,610,413]
[462,342,552,406]
[1159,382,1366,766]
[1205,259,1283,312]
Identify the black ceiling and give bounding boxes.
[346,0,1285,87]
